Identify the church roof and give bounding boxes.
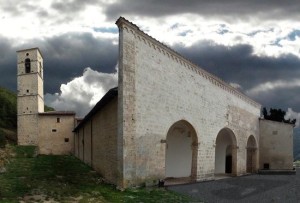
[73,87,118,132]
[39,111,76,115]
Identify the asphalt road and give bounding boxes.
[168,169,300,203]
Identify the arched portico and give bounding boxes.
[246,135,258,173]
[214,128,237,176]
[165,120,198,181]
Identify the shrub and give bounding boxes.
[0,129,6,148]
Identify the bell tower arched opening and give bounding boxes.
[25,58,31,73]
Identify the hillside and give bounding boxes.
[0,87,54,145]
[0,87,17,129]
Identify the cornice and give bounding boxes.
[115,17,261,109]
[17,47,44,59]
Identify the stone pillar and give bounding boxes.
[231,145,238,176]
[191,142,199,181]
[247,147,258,173]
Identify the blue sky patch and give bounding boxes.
[287,30,300,41]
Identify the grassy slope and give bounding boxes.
[0,145,193,203]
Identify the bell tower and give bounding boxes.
[17,48,44,145]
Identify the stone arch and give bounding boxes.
[214,128,238,176]
[246,135,258,173]
[165,120,198,181]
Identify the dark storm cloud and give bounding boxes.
[253,87,300,112]
[0,33,118,94]
[105,0,300,21]
[172,41,300,110]
[174,41,300,88]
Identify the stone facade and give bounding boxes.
[116,17,261,188]
[38,112,75,155]
[17,48,75,155]
[259,119,294,170]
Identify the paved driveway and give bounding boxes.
[168,169,299,203]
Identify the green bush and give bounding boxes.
[0,129,6,148]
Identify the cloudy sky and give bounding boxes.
[1,0,300,122]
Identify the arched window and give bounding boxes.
[25,58,31,73]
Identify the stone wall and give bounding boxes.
[78,128,84,161]
[259,119,294,170]
[38,113,75,155]
[117,18,261,188]
[83,120,92,166]
[17,115,39,145]
[74,131,79,157]
[74,97,118,185]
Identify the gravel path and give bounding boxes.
[168,169,300,203]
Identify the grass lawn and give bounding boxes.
[0,145,192,203]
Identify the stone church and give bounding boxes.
[17,48,75,154]
[17,17,294,189]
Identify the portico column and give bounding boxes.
[191,142,199,181]
[231,145,238,176]
[251,147,258,173]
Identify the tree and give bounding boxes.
[44,105,55,112]
[262,107,296,125]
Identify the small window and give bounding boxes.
[26,89,29,93]
[64,138,69,142]
[26,53,29,56]
[264,163,270,169]
[25,58,31,73]
[52,129,57,132]
[57,118,60,123]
